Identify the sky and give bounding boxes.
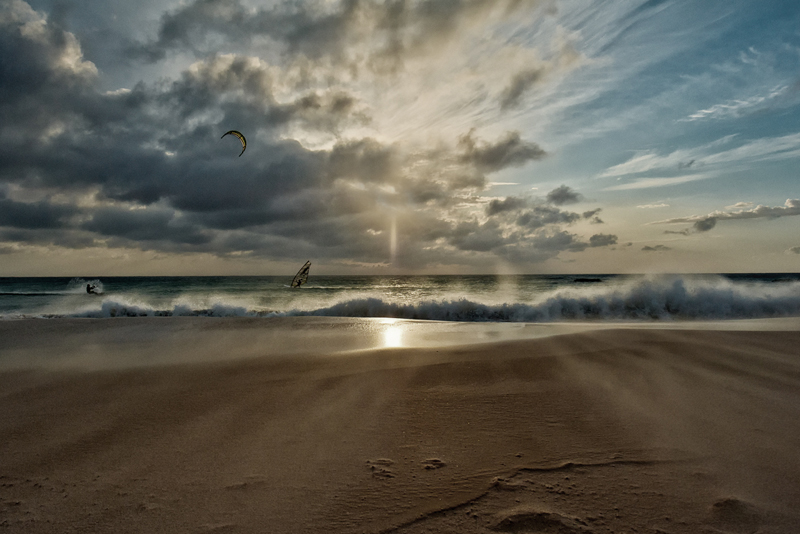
[1,0,799,276]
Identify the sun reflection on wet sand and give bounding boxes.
[381,319,403,348]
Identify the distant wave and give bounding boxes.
[30,275,800,321]
[0,292,68,296]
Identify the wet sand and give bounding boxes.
[1,317,800,533]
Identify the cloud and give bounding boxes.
[0,0,624,272]
[449,219,507,252]
[131,0,534,71]
[604,174,714,191]
[494,229,597,264]
[516,206,581,228]
[637,203,669,209]
[652,199,800,225]
[589,233,617,247]
[726,202,753,209]
[600,133,800,181]
[546,184,582,205]
[448,184,614,263]
[498,25,586,110]
[683,84,798,122]
[786,246,800,255]
[499,67,546,110]
[0,196,78,229]
[82,207,212,245]
[642,245,671,252]
[691,217,717,232]
[457,129,546,173]
[486,195,528,216]
[582,208,603,224]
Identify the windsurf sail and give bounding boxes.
[291,261,311,288]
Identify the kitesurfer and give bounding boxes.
[86,283,96,294]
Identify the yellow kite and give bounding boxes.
[221,130,246,157]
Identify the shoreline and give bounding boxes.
[2,318,800,532]
[3,316,800,371]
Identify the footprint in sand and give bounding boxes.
[366,459,395,479]
[421,458,446,470]
[709,497,761,534]
[490,477,526,491]
[490,505,593,533]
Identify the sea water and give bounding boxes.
[2,273,800,321]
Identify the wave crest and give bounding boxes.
[281,276,800,321]
[27,275,800,321]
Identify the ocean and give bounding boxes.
[2,273,800,321]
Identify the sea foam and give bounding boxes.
[58,275,800,322]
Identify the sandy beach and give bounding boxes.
[1,317,800,533]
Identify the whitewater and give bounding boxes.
[1,274,800,322]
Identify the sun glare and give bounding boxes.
[383,324,403,348]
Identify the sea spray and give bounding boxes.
[278,275,800,321]
[4,274,800,321]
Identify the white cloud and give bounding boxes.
[651,199,800,225]
[599,132,800,180]
[682,84,791,121]
[604,174,714,191]
[636,203,669,209]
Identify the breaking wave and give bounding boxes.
[54,275,800,321]
[285,276,800,321]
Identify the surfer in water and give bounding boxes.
[86,283,97,294]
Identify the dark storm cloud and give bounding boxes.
[131,0,533,70]
[545,184,582,205]
[692,217,717,232]
[531,230,589,252]
[449,205,616,263]
[663,216,716,236]
[487,194,603,226]
[485,195,528,216]
[0,227,97,249]
[0,2,96,149]
[582,208,600,219]
[589,233,617,247]
[516,205,581,228]
[0,6,339,251]
[478,188,613,263]
[452,222,580,258]
[1,1,617,270]
[327,138,397,183]
[0,197,78,229]
[0,9,339,218]
[642,244,670,252]
[457,129,546,173]
[450,219,506,252]
[494,230,590,264]
[82,207,212,245]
